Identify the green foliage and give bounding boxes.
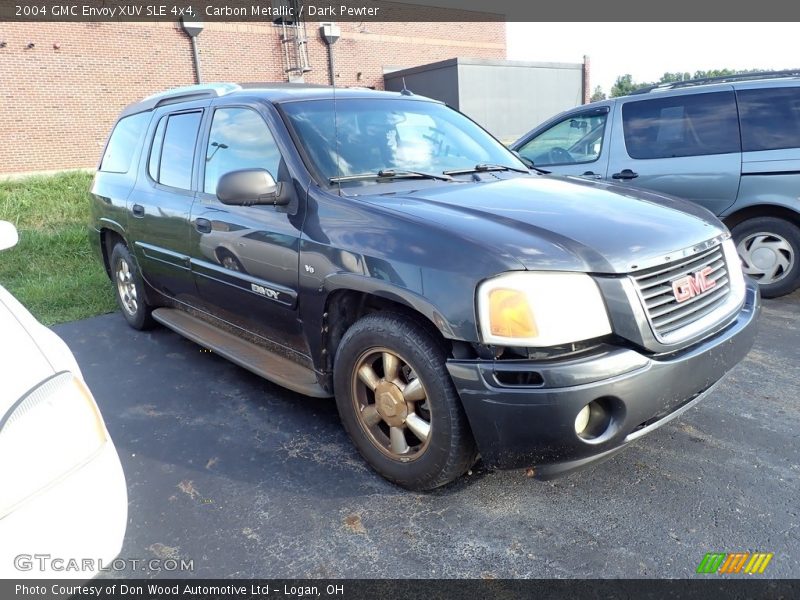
[610,74,642,98]
[590,85,607,102]
[609,68,771,97]
[0,171,116,325]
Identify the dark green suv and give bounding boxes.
[91,84,759,490]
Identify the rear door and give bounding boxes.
[607,89,741,215]
[514,106,611,180]
[128,101,208,302]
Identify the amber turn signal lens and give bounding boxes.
[488,288,537,338]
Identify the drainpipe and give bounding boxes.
[320,22,341,86]
[181,18,204,84]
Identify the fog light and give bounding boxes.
[574,404,591,435]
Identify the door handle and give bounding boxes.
[131,204,145,217]
[611,169,639,180]
[581,171,603,180]
[194,218,212,234]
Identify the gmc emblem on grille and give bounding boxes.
[672,266,717,303]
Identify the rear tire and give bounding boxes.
[110,242,155,330]
[731,217,800,298]
[333,312,477,491]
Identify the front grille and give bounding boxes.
[631,243,731,338]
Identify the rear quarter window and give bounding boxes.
[737,87,800,152]
[100,112,150,173]
[621,91,740,159]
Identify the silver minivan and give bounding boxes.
[512,72,800,298]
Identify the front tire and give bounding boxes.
[333,312,477,491]
[732,217,800,298]
[110,242,155,330]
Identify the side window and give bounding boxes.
[100,112,150,173]
[148,111,202,190]
[622,92,740,159]
[204,107,282,195]
[517,111,607,166]
[738,87,800,152]
[148,116,167,181]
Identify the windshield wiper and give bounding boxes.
[330,169,454,184]
[443,163,530,176]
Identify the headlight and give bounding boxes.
[477,272,612,347]
[722,238,746,300]
[0,372,107,518]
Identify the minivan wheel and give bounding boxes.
[110,242,155,330]
[732,217,800,298]
[333,312,477,491]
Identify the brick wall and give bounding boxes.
[0,20,505,175]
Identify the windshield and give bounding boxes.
[281,98,527,183]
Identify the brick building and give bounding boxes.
[0,18,506,176]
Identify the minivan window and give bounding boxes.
[517,110,607,166]
[738,87,800,152]
[100,112,150,173]
[204,108,282,195]
[622,92,740,159]
[156,111,202,189]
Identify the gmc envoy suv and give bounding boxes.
[90,84,759,490]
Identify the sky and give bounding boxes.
[507,23,799,96]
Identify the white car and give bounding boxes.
[0,221,127,579]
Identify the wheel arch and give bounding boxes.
[723,203,800,230]
[308,274,474,392]
[99,223,127,280]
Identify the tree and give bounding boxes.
[610,69,771,97]
[590,85,606,102]
[610,74,650,98]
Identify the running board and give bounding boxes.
[151,308,331,398]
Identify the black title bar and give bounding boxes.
[2,0,800,22]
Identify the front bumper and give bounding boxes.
[447,281,760,477]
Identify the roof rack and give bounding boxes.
[138,83,242,107]
[120,83,242,118]
[629,69,800,95]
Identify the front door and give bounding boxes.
[189,104,306,354]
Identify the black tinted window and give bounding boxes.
[738,87,800,152]
[622,92,740,159]
[100,112,150,173]
[158,112,202,189]
[204,108,282,194]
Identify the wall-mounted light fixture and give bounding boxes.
[180,17,204,84]
[0,41,7,48]
[26,42,35,49]
[320,22,341,87]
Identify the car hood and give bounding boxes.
[362,175,726,274]
[0,285,65,418]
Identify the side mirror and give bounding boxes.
[216,169,290,207]
[0,221,19,251]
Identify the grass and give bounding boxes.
[0,171,117,325]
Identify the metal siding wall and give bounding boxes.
[384,64,461,110]
[458,63,584,143]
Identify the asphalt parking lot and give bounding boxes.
[54,291,799,579]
